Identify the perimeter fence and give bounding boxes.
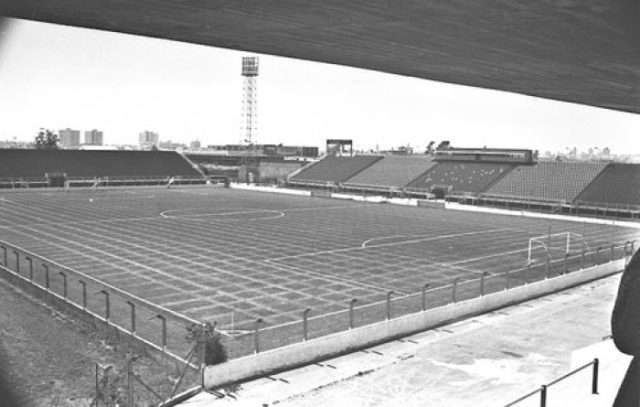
[0,238,635,361]
[0,239,199,369]
[228,240,636,355]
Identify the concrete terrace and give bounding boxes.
[184,273,630,406]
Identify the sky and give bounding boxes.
[1,17,640,155]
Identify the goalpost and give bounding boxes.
[527,232,590,265]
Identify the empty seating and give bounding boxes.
[0,149,201,179]
[343,155,437,188]
[576,163,640,207]
[290,155,383,184]
[486,161,608,202]
[406,162,514,193]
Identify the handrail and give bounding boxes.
[504,358,599,407]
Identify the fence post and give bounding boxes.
[349,298,358,329]
[480,272,489,296]
[1,245,6,267]
[95,363,100,406]
[100,290,110,322]
[127,357,135,407]
[596,247,602,265]
[79,280,87,309]
[540,384,547,407]
[592,358,599,394]
[421,283,430,311]
[564,253,569,275]
[127,301,136,336]
[13,250,20,274]
[543,253,549,279]
[198,322,206,384]
[452,278,461,302]
[254,318,263,354]
[43,264,50,291]
[611,243,615,261]
[386,291,394,320]
[156,315,167,351]
[302,308,311,341]
[59,271,67,299]
[25,256,33,280]
[581,248,585,269]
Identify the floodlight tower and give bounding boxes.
[240,56,259,146]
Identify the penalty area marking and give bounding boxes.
[360,228,513,249]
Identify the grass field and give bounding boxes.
[1,186,638,357]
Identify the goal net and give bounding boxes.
[527,232,590,265]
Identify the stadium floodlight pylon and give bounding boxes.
[527,232,590,265]
[240,56,259,146]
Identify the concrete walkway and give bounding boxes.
[178,273,631,406]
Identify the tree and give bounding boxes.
[185,322,228,366]
[35,128,59,150]
[425,141,435,154]
[436,140,450,151]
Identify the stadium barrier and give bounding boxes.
[504,358,600,407]
[0,176,207,189]
[0,239,200,371]
[453,194,640,221]
[202,243,634,389]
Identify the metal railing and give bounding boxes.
[219,240,636,357]
[0,238,635,361]
[504,358,600,407]
[0,239,199,368]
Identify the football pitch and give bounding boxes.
[0,186,637,357]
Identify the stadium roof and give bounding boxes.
[2,0,639,114]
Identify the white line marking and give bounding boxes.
[267,228,511,262]
[361,235,407,248]
[160,208,285,220]
[446,247,530,265]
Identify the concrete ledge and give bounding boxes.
[204,259,624,389]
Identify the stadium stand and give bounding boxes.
[485,161,608,202]
[342,155,437,189]
[0,149,202,185]
[575,163,640,207]
[289,155,383,184]
[406,162,514,194]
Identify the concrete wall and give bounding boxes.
[204,259,624,389]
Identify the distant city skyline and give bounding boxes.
[1,18,639,156]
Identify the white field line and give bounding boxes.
[445,247,531,266]
[159,208,285,220]
[266,228,512,262]
[361,235,409,248]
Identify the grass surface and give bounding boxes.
[1,186,637,357]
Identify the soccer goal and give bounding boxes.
[527,232,590,265]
